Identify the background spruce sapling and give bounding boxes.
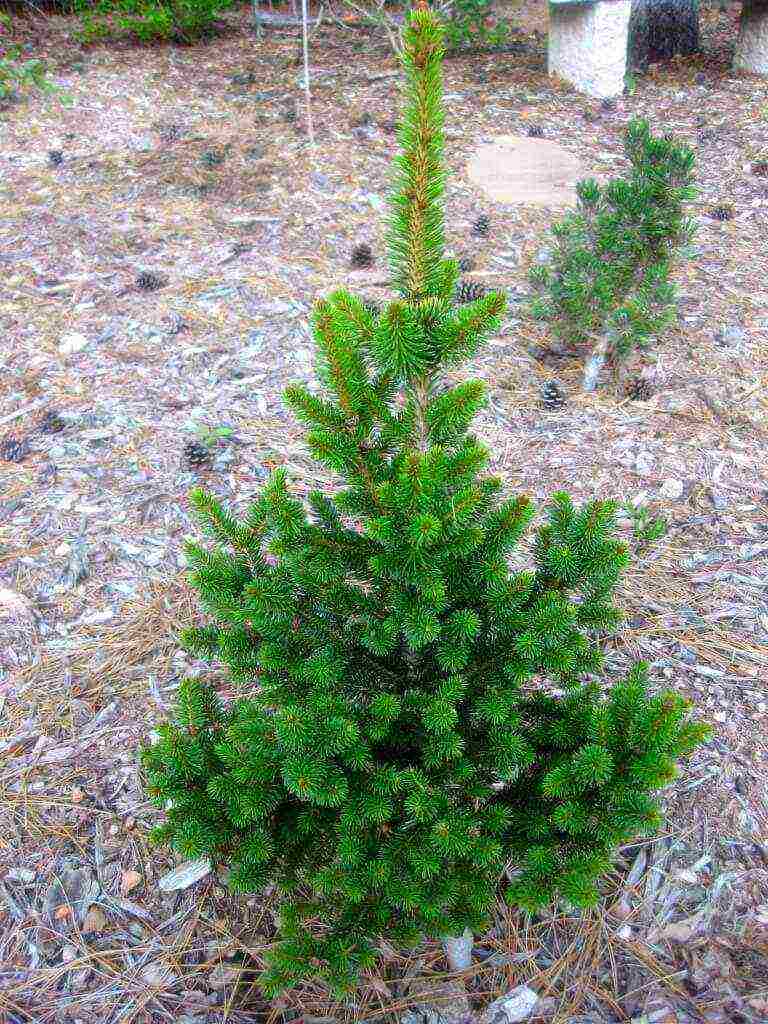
[142,4,709,997]
[529,120,697,392]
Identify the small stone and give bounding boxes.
[158,857,213,892]
[660,478,684,500]
[120,870,142,895]
[482,985,539,1023]
[714,325,746,347]
[617,924,633,940]
[71,787,85,803]
[61,944,78,964]
[635,451,655,475]
[58,332,90,355]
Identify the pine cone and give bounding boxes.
[1,435,30,463]
[231,71,258,86]
[457,254,475,273]
[201,149,225,167]
[362,300,381,317]
[709,204,734,222]
[137,271,166,292]
[751,160,768,178]
[540,380,566,410]
[624,377,654,402]
[48,150,64,167]
[527,124,544,138]
[455,279,487,304]
[350,111,373,129]
[39,409,66,434]
[472,215,490,238]
[158,122,183,143]
[184,441,213,468]
[351,243,374,269]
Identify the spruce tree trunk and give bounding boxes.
[582,333,614,392]
[628,0,700,67]
[443,929,473,972]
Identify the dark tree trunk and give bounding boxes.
[628,0,700,67]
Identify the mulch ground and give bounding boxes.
[0,1,767,1022]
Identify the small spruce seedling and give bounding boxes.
[142,4,709,997]
[529,120,697,392]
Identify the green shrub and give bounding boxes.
[74,0,233,44]
[529,120,697,391]
[442,0,512,52]
[141,6,709,997]
[0,14,60,103]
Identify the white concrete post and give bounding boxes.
[548,0,632,99]
[734,0,768,76]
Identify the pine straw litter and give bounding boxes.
[1,1,768,1021]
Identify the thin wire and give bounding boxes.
[301,0,315,148]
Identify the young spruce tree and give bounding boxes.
[530,120,697,391]
[142,3,708,996]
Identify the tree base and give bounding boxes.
[734,0,768,75]
[628,0,700,69]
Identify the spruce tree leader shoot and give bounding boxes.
[142,2,709,995]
